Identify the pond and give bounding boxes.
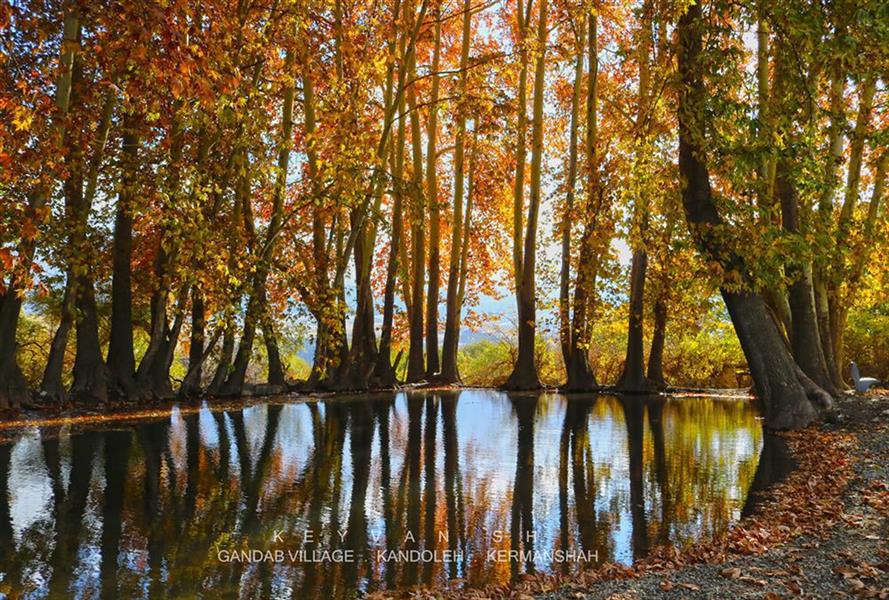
[0,390,792,598]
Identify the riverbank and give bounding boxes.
[425,392,886,600]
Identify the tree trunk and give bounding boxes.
[646,293,667,388]
[209,323,235,394]
[425,9,442,379]
[559,14,585,371]
[40,279,74,402]
[616,0,653,394]
[223,44,296,395]
[184,287,205,396]
[776,161,838,396]
[107,126,140,400]
[405,25,426,383]
[564,14,601,392]
[677,0,831,430]
[377,122,407,387]
[616,248,652,392]
[504,0,547,390]
[43,88,115,403]
[0,290,29,409]
[260,291,286,387]
[64,54,107,405]
[440,0,473,384]
[814,67,845,388]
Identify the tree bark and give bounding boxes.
[677,0,831,430]
[184,287,205,396]
[377,122,407,386]
[616,0,653,393]
[564,13,601,392]
[107,122,139,399]
[776,163,839,396]
[425,8,443,378]
[559,14,585,374]
[440,0,473,384]
[504,0,547,390]
[646,292,667,388]
[406,25,426,383]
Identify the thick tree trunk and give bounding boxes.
[616,249,653,392]
[617,1,653,394]
[184,287,205,396]
[646,293,667,389]
[107,127,140,399]
[209,322,235,394]
[425,10,442,379]
[0,290,29,409]
[40,279,74,402]
[563,14,601,393]
[677,0,830,430]
[776,163,838,396]
[505,0,547,390]
[43,89,115,404]
[260,291,286,387]
[65,56,107,405]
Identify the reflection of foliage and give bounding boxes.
[0,392,767,596]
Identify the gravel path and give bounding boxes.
[539,393,889,600]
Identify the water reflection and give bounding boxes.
[0,391,780,597]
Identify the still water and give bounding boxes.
[0,391,787,598]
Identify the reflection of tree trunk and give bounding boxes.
[509,395,537,578]
[213,411,230,479]
[422,395,439,583]
[558,400,571,575]
[374,396,398,589]
[570,399,596,556]
[403,395,424,586]
[300,402,348,599]
[48,433,98,597]
[0,444,13,562]
[0,443,21,593]
[621,397,649,559]
[742,433,795,518]
[645,396,670,544]
[343,401,374,591]
[100,430,132,599]
[559,397,597,572]
[137,420,168,597]
[441,392,463,579]
[183,413,200,522]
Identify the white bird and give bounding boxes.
[850,362,879,393]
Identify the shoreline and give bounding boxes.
[0,384,755,432]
